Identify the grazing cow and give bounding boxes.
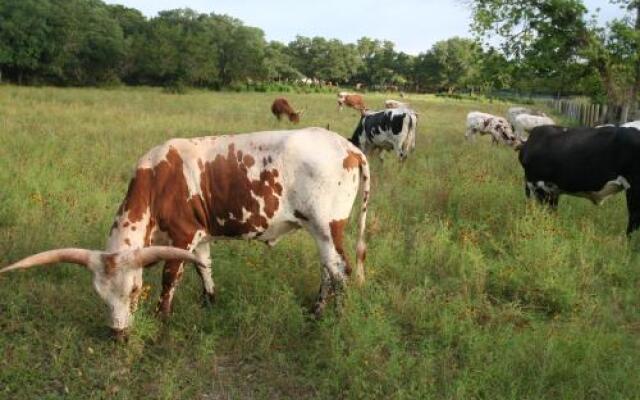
[350,107,418,160]
[465,111,518,146]
[519,125,640,234]
[0,128,370,339]
[271,97,304,123]
[384,99,409,109]
[513,113,555,140]
[338,92,366,112]
[506,106,547,128]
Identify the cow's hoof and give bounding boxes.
[155,303,172,321]
[311,302,326,320]
[201,292,216,309]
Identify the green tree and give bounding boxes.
[263,41,301,82]
[469,0,590,96]
[44,0,125,85]
[106,4,146,83]
[607,0,640,118]
[288,36,361,83]
[0,0,52,83]
[414,37,480,94]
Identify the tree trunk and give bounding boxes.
[621,103,630,124]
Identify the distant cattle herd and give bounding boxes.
[3,90,640,341]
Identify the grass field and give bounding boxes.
[1,86,640,399]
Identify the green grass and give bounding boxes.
[1,86,639,399]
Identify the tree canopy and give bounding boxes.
[1,0,637,115]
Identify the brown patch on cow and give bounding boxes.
[124,238,131,246]
[343,150,365,171]
[102,254,118,277]
[123,221,130,228]
[146,147,201,248]
[199,144,283,237]
[131,226,136,231]
[118,168,153,223]
[294,210,309,221]
[243,154,255,168]
[329,219,352,275]
[483,118,492,128]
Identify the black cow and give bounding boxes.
[519,125,640,234]
[349,108,417,160]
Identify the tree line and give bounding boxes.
[1,0,640,115]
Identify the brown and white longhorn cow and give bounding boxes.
[0,128,370,339]
[337,92,366,112]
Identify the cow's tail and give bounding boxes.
[354,154,370,286]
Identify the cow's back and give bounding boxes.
[520,126,639,192]
[107,128,364,250]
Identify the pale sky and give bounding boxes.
[105,0,626,55]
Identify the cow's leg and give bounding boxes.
[548,193,560,210]
[465,128,475,141]
[312,267,333,318]
[378,148,387,163]
[310,222,350,318]
[156,234,198,317]
[626,184,640,235]
[536,191,559,210]
[157,259,186,317]
[194,242,216,307]
[527,182,559,210]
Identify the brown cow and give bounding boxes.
[271,97,303,123]
[337,92,366,112]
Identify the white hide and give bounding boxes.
[465,111,517,146]
[513,114,555,139]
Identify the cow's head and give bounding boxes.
[0,246,205,340]
[496,122,517,145]
[289,108,304,123]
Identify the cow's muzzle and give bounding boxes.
[110,327,129,343]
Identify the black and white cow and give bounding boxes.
[349,108,418,160]
[519,125,640,234]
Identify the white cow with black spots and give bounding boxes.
[350,107,418,160]
[465,111,518,146]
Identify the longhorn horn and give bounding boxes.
[134,246,206,269]
[0,248,95,273]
